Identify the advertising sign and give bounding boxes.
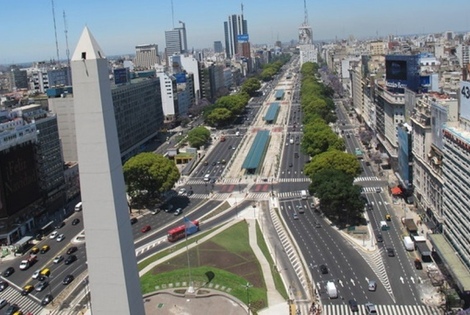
[460,81,470,121]
[386,60,407,81]
[114,68,129,85]
[175,72,187,84]
[237,34,249,42]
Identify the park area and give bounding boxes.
[139,220,287,313]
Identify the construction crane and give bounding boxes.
[51,0,60,66]
[63,10,72,84]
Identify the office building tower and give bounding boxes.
[214,41,223,53]
[134,44,159,70]
[71,27,145,315]
[177,21,188,53]
[10,67,28,90]
[165,29,183,64]
[224,14,248,59]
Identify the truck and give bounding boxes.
[416,242,432,262]
[19,254,37,270]
[403,236,415,251]
[301,190,308,200]
[326,281,338,299]
[403,218,418,234]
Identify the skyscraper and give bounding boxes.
[224,14,248,59]
[214,41,223,53]
[134,44,159,70]
[71,27,145,315]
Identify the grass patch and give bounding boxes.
[140,221,267,313]
[256,222,289,300]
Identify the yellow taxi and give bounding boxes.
[12,311,23,315]
[40,245,50,254]
[40,268,51,277]
[30,247,39,254]
[21,284,34,296]
[385,214,391,221]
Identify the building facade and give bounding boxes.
[134,44,159,70]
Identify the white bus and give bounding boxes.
[301,190,308,200]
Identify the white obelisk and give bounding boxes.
[71,27,145,315]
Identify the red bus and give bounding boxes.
[167,220,200,242]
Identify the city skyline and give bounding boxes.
[2,0,470,64]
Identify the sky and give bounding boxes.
[1,0,469,64]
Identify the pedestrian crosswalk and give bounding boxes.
[246,192,271,200]
[361,186,382,193]
[186,178,242,185]
[322,303,440,315]
[0,286,43,314]
[278,177,311,183]
[278,191,302,199]
[354,176,380,182]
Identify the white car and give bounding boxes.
[49,231,59,239]
[178,188,187,196]
[53,255,64,264]
[32,269,41,279]
[19,260,30,270]
[56,234,65,242]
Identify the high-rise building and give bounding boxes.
[10,67,28,90]
[214,41,223,53]
[224,14,248,59]
[134,44,159,70]
[165,23,188,65]
[71,27,145,314]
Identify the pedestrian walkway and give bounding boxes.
[0,287,43,314]
[322,303,441,315]
[278,177,311,183]
[278,190,302,199]
[353,176,380,182]
[361,186,383,193]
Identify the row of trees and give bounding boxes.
[300,62,365,226]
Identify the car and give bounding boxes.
[365,302,377,315]
[178,188,187,195]
[5,304,19,315]
[0,281,9,292]
[12,310,23,315]
[414,258,423,270]
[385,214,391,221]
[375,187,381,193]
[66,246,78,255]
[55,221,65,229]
[348,299,359,312]
[21,284,34,296]
[211,161,216,166]
[209,178,216,184]
[387,248,395,257]
[174,208,183,216]
[53,255,64,264]
[56,234,65,242]
[293,213,299,220]
[64,255,77,265]
[130,217,138,225]
[32,269,41,279]
[41,294,53,306]
[30,246,39,254]
[376,233,383,243]
[319,264,328,274]
[0,299,7,309]
[35,281,49,292]
[49,231,59,239]
[72,218,80,225]
[288,162,293,167]
[40,245,50,254]
[187,190,194,196]
[315,222,321,228]
[63,274,74,285]
[141,225,151,233]
[368,280,377,291]
[3,267,14,277]
[204,161,209,166]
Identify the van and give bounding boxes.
[326,281,337,299]
[74,202,83,212]
[301,190,308,200]
[204,174,210,182]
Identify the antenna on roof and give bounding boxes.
[63,11,71,70]
[51,0,60,66]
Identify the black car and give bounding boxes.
[72,218,80,225]
[41,294,53,306]
[319,264,328,274]
[0,280,9,292]
[348,299,359,312]
[5,304,19,315]
[3,267,14,277]
[376,233,383,243]
[130,217,138,225]
[387,248,395,257]
[66,246,78,255]
[65,255,77,265]
[187,190,194,196]
[63,274,74,285]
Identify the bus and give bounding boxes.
[38,221,55,239]
[167,220,200,242]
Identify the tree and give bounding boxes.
[241,78,261,96]
[304,149,361,179]
[187,126,211,148]
[301,126,345,157]
[309,169,365,226]
[205,107,232,127]
[123,153,180,207]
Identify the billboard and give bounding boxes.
[460,81,470,121]
[175,72,187,84]
[114,68,130,85]
[237,34,249,42]
[0,143,41,217]
[386,60,407,81]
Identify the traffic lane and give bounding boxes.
[366,192,420,304]
[280,204,386,304]
[281,204,391,305]
[137,200,252,261]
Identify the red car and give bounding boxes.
[141,225,151,233]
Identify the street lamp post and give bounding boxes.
[244,282,252,315]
